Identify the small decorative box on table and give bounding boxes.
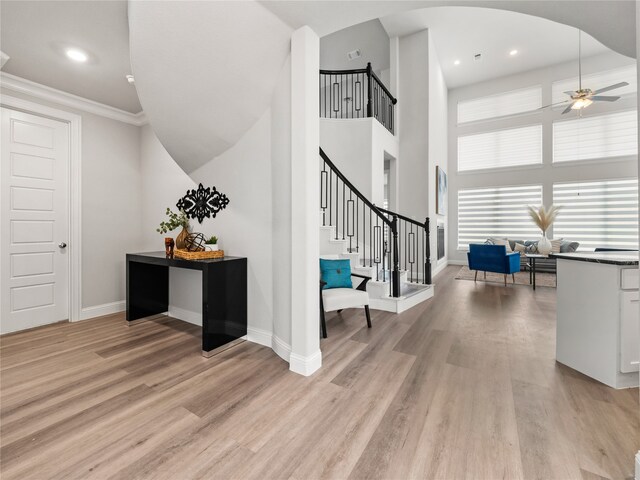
[173,249,224,260]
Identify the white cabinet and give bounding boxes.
[556,259,639,389]
[620,290,640,373]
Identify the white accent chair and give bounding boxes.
[319,256,372,338]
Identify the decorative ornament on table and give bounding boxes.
[184,232,207,252]
[164,237,175,258]
[176,183,230,224]
[205,235,219,251]
[527,205,562,256]
[157,208,190,249]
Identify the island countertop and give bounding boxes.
[550,251,638,266]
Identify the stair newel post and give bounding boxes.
[391,214,400,297]
[424,217,432,285]
[366,62,373,118]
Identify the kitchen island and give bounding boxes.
[552,251,639,389]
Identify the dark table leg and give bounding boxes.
[532,258,536,291]
[126,260,169,322]
[201,259,248,356]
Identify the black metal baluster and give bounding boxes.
[355,197,359,253]
[328,169,332,227]
[336,175,340,240]
[342,183,345,240]
[369,209,373,267]
[321,163,327,226]
[347,192,354,252]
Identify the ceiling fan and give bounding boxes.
[541,30,629,114]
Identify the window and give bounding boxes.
[553,110,638,163]
[458,125,543,172]
[457,86,542,124]
[553,179,638,251]
[552,65,637,105]
[457,185,543,249]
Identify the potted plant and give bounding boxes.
[527,205,561,255]
[157,208,190,249]
[205,235,219,251]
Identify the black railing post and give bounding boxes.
[424,217,432,284]
[391,215,400,297]
[366,62,373,118]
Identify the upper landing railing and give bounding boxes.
[319,62,397,134]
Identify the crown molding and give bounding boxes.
[0,51,10,69]
[0,72,147,126]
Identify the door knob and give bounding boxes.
[59,242,67,249]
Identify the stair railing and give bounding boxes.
[320,147,400,297]
[377,207,432,285]
[319,62,397,134]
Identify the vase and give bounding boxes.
[175,226,189,249]
[206,244,219,251]
[537,232,552,256]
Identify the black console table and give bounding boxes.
[126,252,247,357]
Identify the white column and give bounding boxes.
[289,26,321,376]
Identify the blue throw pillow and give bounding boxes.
[320,259,352,289]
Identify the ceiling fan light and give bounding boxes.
[571,98,593,110]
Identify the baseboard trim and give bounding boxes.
[246,327,292,364]
[246,326,272,347]
[433,261,449,277]
[272,334,292,363]
[79,300,125,321]
[447,260,466,266]
[167,306,201,326]
[289,350,322,376]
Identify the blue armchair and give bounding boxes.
[467,244,521,286]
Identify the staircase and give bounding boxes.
[319,148,433,313]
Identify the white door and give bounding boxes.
[1,107,69,334]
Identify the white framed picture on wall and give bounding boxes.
[436,166,447,215]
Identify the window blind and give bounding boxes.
[457,86,542,124]
[458,185,543,249]
[553,110,638,163]
[458,125,543,172]
[553,179,638,250]
[552,65,637,105]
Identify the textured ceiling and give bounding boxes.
[381,7,613,89]
[0,0,141,113]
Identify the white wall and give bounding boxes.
[320,18,390,72]
[270,55,293,347]
[427,31,448,275]
[320,117,398,206]
[398,30,429,222]
[447,52,638,264]
[0,88,144,311]
[138,56,293,356]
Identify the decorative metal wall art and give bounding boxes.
[176,183,230,223]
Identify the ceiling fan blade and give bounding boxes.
[593,81,629,95]
[538,100,571,110]
[561,103,574,115]
[591,95,620,102]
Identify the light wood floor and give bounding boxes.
[1,266,638,480]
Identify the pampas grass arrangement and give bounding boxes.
[527,205,561,235]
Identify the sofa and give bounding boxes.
[484,237,579,273]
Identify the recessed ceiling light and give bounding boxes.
[454,60,460,66]
[126,74,135,84]
[66,48,88,62]
[509,49,519,56]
